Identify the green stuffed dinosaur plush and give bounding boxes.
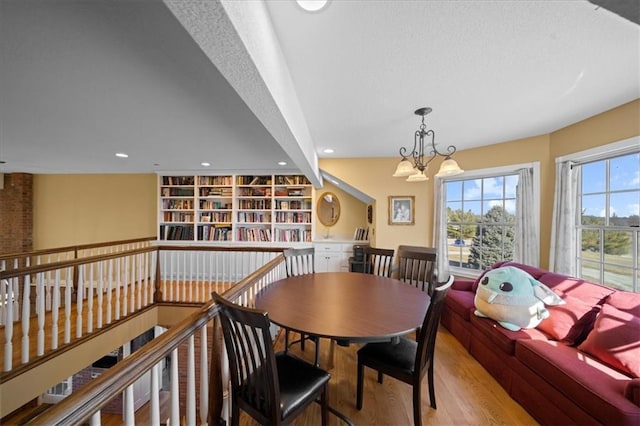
[474,266,565,331]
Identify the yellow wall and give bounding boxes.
[33,174,157,249]
[31,100,639,269]
[314,181,368,241]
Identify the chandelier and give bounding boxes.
[393,107,464,182]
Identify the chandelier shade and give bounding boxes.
[393,107,464,182]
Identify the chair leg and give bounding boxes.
[413,381,422,426]
[377,371,383,384]
[284,329,290,354]
[320,383,329,425]
[314,338,320,367]
[428,363,436,409]
[301,333,306,351]
[356,362,364,410]
[231,397,240,426]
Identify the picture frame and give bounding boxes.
[388,195,415,225]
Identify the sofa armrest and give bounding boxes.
[452,278,475,292]
[625,378,640,407]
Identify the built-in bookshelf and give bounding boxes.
[158,174,313,243]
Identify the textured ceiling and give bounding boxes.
[0,0,638,177]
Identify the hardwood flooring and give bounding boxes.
[101,326,537,426]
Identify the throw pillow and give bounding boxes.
[536,296,601,345]
[474,266,565,331]
[578,304,640,378]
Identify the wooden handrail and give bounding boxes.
[26,253,285,425]
[0,236,156,262]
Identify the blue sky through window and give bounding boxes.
[581,153,640,220]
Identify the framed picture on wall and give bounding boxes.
[388,196,414,225]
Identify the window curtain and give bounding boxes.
[433,177,449,280]
[549,161,580,275]
[513,167,539,265]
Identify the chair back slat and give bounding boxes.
[397,245,437,295]
[415,275,454,374]
[283,247,315,277]
[213,293,279,422]
[363,247,395,277]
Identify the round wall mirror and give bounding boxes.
[317,192,340,227]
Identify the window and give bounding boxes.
[445,171,520,272]
[577,152,639,291]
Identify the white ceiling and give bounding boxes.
[1,0,638,181]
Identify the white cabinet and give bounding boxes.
[313,241,354,272]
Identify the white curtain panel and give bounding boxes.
[549,161,580,275]
[433,178,449,280]
[514,167,539,266]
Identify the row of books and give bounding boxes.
[274,229,312,242]
[162,176,194,185]
[198,176,233,186]
[274,212,311,223]
[162,212,194,222]
[199,187,232,197]
[200,212,232,222]
[160,225,195,240]
[162,199,194,209]
[199,200,232,210]
[238,200,272,209]
[197,225,232,241]
[237,212,271,223]
[237,176,272,185]
[237,187,272,197]
[274,175,311,185]
[161,187,194,197]
[276,200,312,210]
[236,227,272,242]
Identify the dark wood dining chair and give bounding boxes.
[282,247,319,362]
[362,246,395,277]
[396,245,437,295]
[356,276,454,426]
[212,292,330,426]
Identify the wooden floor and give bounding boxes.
[101,326,538,426]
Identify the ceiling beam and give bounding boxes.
[588,0,639,25]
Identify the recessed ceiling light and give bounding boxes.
[323,148,334,154]
[296,0,328,12]
[115,153,128,158]
[201,162,211,167]
[278,161,287,166]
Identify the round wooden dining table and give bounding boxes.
[255,271,431,344]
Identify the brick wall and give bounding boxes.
[0,173,33,254]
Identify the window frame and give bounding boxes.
[439,162,540,278]
[567,139,640,292]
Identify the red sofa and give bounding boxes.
[441,261,640,425]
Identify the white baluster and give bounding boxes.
[4,278,14,371]
[21,273,30,364]
[115,258,121,320]
[37,273,45,356]
[52,269,60,350]
[199,326,209,425]
[87,262,94,333]
[124,385,135,426]
[187,335,196,426]
[122,257,128,317]
[137,253,143,309]
[221,336,230,425]
[64,267,72,344]
[107,259,113,324]
[89,410,101,426]
[0,277,6,327]
[150,361,160,426]
[182,251,187,302]
[170,347,180,425]
[97,261,103,329]
[76,265,84,338]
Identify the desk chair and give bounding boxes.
[356,276,454,426]
[397,245,437,295]
[212,292,330,426]
[362,247,395,277]
[282,248,319,363]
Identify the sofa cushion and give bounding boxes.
[536,295,602,345]
[516,339,640,424]
[626,379,640,406]
[445,288,475,321]
[578,304,640,378]
[537,274,614,305]
[470,314,549,355]
[606,291,640,317]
